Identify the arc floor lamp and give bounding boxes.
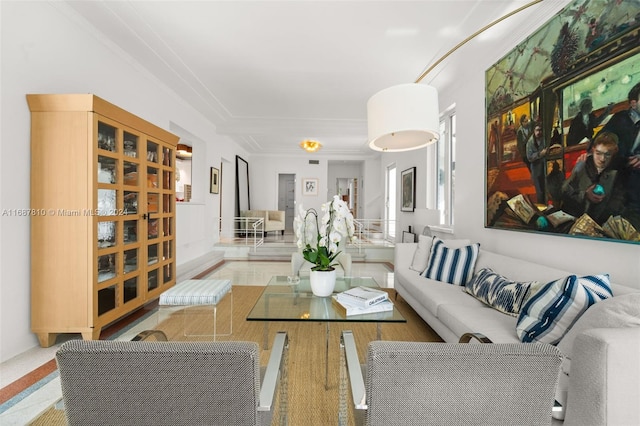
[367,0,543,152]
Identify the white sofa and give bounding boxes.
[395,240,640,426]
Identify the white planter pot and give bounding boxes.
[309,269,337,297]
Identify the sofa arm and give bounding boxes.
[564,327,640,426]
[394,243,417,271]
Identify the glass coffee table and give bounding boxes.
[247,275,406,388]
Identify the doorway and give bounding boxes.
[278,174,296,231]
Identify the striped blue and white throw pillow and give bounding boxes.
[423,237,480,285]
[516,274,612,345]
[465,268,539,316]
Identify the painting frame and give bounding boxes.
[484,0,640,245]
[210,167,219,194]
[401,167,416,212]
[302,178,318,196]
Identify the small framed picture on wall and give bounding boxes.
[401,167,416,212]
[302,178,318,196]
[210,167,220,194]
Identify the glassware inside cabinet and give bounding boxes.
[148,244,158,265]
[163,218,172,237]
[97,189,117,216]
[97,221,116,248]
[123,132,138,158]
[123,277,138,303]
[97,253,116,283]
[148,218,159,239]
[97,156,116,184]
[147,141,158,163]
[162,170,172,190]
[148,193,159,213]
[162,147,172,166]
[123,162,138,186]
[148,269,159,291]
[123,220,137,244]
[124,191,138,214]
[124,248,138,273]
[97,122,116,152]
[147,166,158,188]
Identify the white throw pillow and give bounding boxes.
[516,274,613,345]
[409,236,470,274]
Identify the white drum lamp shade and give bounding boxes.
[367,83,440,152]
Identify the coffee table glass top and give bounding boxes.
[246,276,406,323]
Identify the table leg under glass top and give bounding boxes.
[262,321,383,390]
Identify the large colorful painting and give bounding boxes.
[485,0,640,244]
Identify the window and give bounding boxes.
[437,109,456,227]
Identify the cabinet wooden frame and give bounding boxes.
[28,94,179,347]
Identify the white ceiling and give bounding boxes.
[65,0,568,156]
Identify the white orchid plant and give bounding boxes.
[294,195,356,271]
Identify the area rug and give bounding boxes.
[31,285,442,425]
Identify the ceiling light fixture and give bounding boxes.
[176,143,192,158]
[367,0,542,152]
[300,139,322,153]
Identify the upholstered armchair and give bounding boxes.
[242,210,285,236]
[291,251,352,277]
[339,330,562,426]
[56,331,289,426]
[264,210,285,235]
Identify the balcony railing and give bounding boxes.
[222,216,264,251]
[350,218,396,252]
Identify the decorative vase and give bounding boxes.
[309,269,336,297]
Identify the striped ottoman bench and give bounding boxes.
[159,279,233,340]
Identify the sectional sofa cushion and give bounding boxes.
[423,238,480,286]
[465,268,539,317]
[558,292,640,367]
[409,236,470,273]
[516,274,612,345]
[437,304,521,344]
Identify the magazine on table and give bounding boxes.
[335,286,389,308]
[331,295,394,317]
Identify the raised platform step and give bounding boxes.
[176,251,225,282]
[246,245,369,262]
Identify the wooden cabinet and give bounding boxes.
[28,94,179,347]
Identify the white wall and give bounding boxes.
[0,2,242,361]
[378,9,640,289]
[249,154,378,217]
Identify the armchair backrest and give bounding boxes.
[268,210,285,222]
[56,339,270,425]
[364,341,561,426]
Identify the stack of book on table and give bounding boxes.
[331,286,393,316]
